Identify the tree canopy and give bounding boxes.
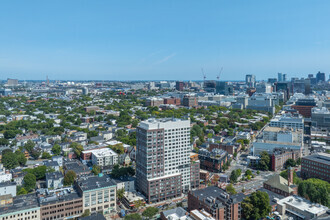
[242,191,271,220]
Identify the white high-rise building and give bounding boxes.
[136,118,191,203]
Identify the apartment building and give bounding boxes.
[39,188,83,220]
[190,153,200,189]
[198,148,228,173]
[271,148,300,171]
[76,175,117,215]
[301,153,330,182]
[0,193,40,220]
[136,118,191,203]
[188,186,246,220]
[91,148,118,167]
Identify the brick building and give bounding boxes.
[301,153,330,182]
[198,148,228,173]
[39,190,83,220]
[163,97,181,106]
[188,186,246,220]
[271,148,300,171]
[263,168,297,197]
[183,95,197,107]
[209,143,241,155]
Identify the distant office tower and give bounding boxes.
[136,118,191,203]
[308,74,313,78]
[245,74,256,88]
[7,78,18,86]
[283,74,287,82]
[176,81,184,91]
[316,71,326,83]
[268,78,277,84]
[278,73,283,82]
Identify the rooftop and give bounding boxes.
[77,175,116,192]
[139,118,190,130]
[278,195,328,215]
[78,213,106,220]
[264,174,295,194]
[303,153,330,166]
[90,148,117,158]
[0,193,39,216]
[38,188,81,206]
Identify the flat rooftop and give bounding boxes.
[77,175,116,192]
[139,118,190,130]
[89,148,117,157]
[303,153,330,166]
[0,193,39,216]
[278,195,328,215]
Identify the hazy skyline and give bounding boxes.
[1,0,330,80]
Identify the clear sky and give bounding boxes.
[1,0,330,81]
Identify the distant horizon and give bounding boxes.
[1,1,330,80]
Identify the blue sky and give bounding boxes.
[0,0,330,81]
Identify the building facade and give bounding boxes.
[136,118,191,203]
[301,153,330,182]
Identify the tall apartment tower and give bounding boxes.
[136,118,191,203]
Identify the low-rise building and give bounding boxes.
[45,171,64,189]
[122,191,146,209]
[263,170,297,197]
[112,176,135,192]
[76,175,117,216]
[63,159,91,177]
[188,186,246,220]
[198,148,228,173]
[39,188,83,220]
[0,181,16,197]
[0,193,40,220]
[91,148,118,167]
[271,148,300,171]
[277,195,329,220]
[190,153,200,189]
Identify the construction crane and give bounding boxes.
[217,67,223,81]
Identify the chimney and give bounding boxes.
[288,167,294,186]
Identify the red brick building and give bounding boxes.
[163,97,181,105]
[271,148,300,171]
[188,186,246,220]
[263,168,297,197]
[301,153,330,182]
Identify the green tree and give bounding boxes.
[230,169,241,183]
[17,187,28,195]
[245,169,253,176]
[64,170,77,186]
[0,138,9,146]
[226,183,237,195]
[258,151,270,171]
[117,188,125,200]
[2,151,19,169]
[23,173,36,192]
[109,143,125,155]
[298,178,330,207]
[15,150,27,166]
[242,191,271,220]
[296,157,302,165]
[142,207,159,219]
[133,199,145,209]
[81,209,90,217]
[92,165,101,175]
[284,158,296,169]
[51,144,61,155]
[125,213,142,220]
[24,140,35,152]
[42,152,52,159]
[30,147,41,160]
[70,143,84,158]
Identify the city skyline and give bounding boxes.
[1,1,330,80]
